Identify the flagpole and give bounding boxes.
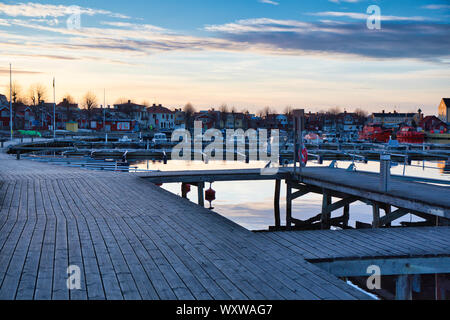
[53,77,56,139]
[103,88,106,133]
[9,63,13,141]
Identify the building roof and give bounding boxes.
[442,98,450,108]
[372,112,416,117]
[147,104,173,114]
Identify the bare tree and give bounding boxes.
[61,94,76,122]
[183,102,195,129]
[142,100,150,108]
[83,91,98,121]
[263,106,271,118]
[219,104,228,114]
[327,106,341,115]
[115,97,128,105]
[354,107,368,118]
[284,105,293,116]
[28,83,48,121]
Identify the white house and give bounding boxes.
[147,104,175,130]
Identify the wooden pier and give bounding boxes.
[140,167,450,229]
[0,153,449,300]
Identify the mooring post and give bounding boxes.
[380,154,391,192]
[16,150,20,160]
[274,179,281,228]
[197,182,204,207]
[396,275,412,300]
[372,202,380,228]
[286,181,292,230]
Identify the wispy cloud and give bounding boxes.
[312,11,428,21]
[205,18,450,61]
[422,4,450,10]
[0,2,130,19]
[258,0,279,5]
[328,0,361,3]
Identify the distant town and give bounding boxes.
[0,90,449,140]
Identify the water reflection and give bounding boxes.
[132,159,448,230]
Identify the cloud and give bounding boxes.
[258,0,279,5]
[328,0,361,3]
[205,18,450,61]
[0,2,130,19]
[312,11,428,21]
[422,4,450,10]
[0,67,41,74]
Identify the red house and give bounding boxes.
[420,116,448,133]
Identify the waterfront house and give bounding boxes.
[370,110,422,128]
[420,116,448,133]
[438,98,450,124]
[147,104,175,130]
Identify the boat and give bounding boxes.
[358,124,392,143]
[152,133,168,144]
[396,126,425,144]
[304,133,322,143]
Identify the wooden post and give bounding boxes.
[384,205,391,227]
[343,204,350,228]
[396,275,412,300]
[321,190,331,230]
[286,181,292,230]
[274,179,281,228]
[372,202,380,228]
[197,182,204,207]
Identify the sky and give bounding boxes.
[0,0,449,115]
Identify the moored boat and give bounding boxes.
[359,124,392,143]
[396,126,425,143]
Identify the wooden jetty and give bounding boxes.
[258,227,450,299]
[139,167,450,229]
[1,153,449,300]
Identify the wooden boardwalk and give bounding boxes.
[0,154,372,300]
[259,227,450,261]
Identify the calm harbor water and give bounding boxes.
[132,159,449,231]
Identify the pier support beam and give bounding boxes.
[396,275,412,300]
[343,204,350,228]
[274,179,281,228]
[197,182,204,207]
[286,182,292,230]
[372,202,380,228]
[321,190,332,230]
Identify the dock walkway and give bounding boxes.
[1,153,449,300]
[0,153,370,300]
